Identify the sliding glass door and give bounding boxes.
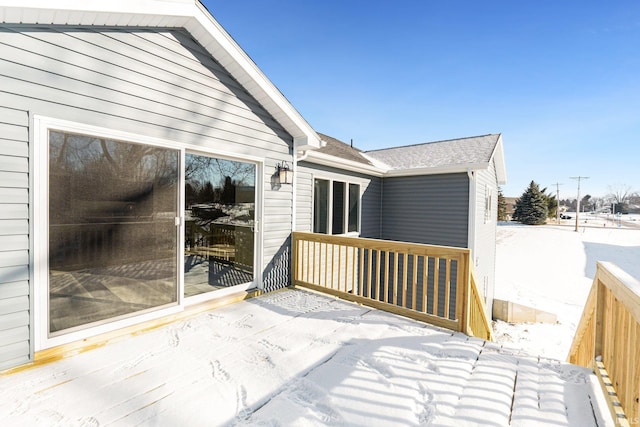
[44,127,258,341]
[48,131,180,335]
[184,153,256,297]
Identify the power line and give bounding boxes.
[570,176,590,232]
[552,182,563,224]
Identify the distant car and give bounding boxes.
[560,214,572,219]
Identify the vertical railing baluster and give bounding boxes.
[359,245,364,297]
[445,258,451,319]
[367,248,373,298]
[383,249,390,303]
[422,255,428,314]
[393,251,399,305]
[402,253,408,308]
[412,254,418,310]
[433,257,440,317]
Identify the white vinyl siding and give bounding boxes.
[0,106,31,370]
[473,160,500,316]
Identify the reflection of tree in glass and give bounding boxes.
[51,132,176,184]
[49,131,178,223]
[185,154,254,193]
[184,154,255,228]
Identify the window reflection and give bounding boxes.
[48,131,179,334]
[184,154,255,296]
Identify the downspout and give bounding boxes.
[297,149,310,163]
[467,169,477,262]
[292,140,298,233]
[292,148,311,234]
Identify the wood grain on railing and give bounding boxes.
[291,232,492,340]
[467,269,493,340]
[568,262,640,426]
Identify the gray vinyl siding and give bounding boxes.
[295,167,313,232]
[296,162,382,239]
[0,106,31,371]
[472,161,499,316]
[381,173,469,247]
[0,25,295,366]
[361,175,382,239]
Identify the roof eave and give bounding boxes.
[303,151,386,177]
[491,134,508,185]
[384,163,490,178]
[0,0,321,149]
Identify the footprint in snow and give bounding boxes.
[210,360,231,382]
[258,339,286,353]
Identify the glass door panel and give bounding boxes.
[48,131,179,335]
[184,154,256,297]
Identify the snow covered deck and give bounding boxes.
[0,289,610,426]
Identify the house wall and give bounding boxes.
[472,161,500,317]
[295,161,382,238]
[0,25,294,370]
[381,173,469,247]
[0,107,30,371]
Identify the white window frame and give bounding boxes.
[484,184,493,224]
[311,175,361,236]
[33,116,264,350]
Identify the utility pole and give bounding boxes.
[570,176,590,232]
[553,182,563,224]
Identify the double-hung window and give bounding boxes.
[313,178,360,234]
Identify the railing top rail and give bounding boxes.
[596,261,640,324]
[292,232,470,259]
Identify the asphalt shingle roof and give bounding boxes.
[364,134,501,170]
[316,133,375,166]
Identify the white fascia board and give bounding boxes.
[0,0,322,149]
[304,151,385,177]
[0,0,194,24]
[191,2,321,149]
[383,162,490,178]
[491,134,508,185]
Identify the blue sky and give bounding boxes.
[204,0,640,199]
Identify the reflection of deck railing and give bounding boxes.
[291,232,492,340]
[568,262,640,426]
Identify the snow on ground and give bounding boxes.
[493,220,640,360]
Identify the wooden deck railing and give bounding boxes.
[568,262,640,426]
[291,232,492,340]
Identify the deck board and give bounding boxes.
[0,289,611,426]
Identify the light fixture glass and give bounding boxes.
[278,161,293,184]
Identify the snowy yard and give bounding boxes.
[493,221,640,361]
[0,289,611,426]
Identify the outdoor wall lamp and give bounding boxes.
[277,161,293,184]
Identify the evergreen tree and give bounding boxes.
[497,188,508,221]
[513,181,548,225]
[542,187,557,219]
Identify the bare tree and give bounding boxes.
[607,184,634,214]
[607,184,633,203]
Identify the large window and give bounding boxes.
[48,130,179,335]
[313,178,360,235]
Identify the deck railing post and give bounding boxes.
[456,251,470,334]
[594,273,605,361]
[291,232,298,286]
